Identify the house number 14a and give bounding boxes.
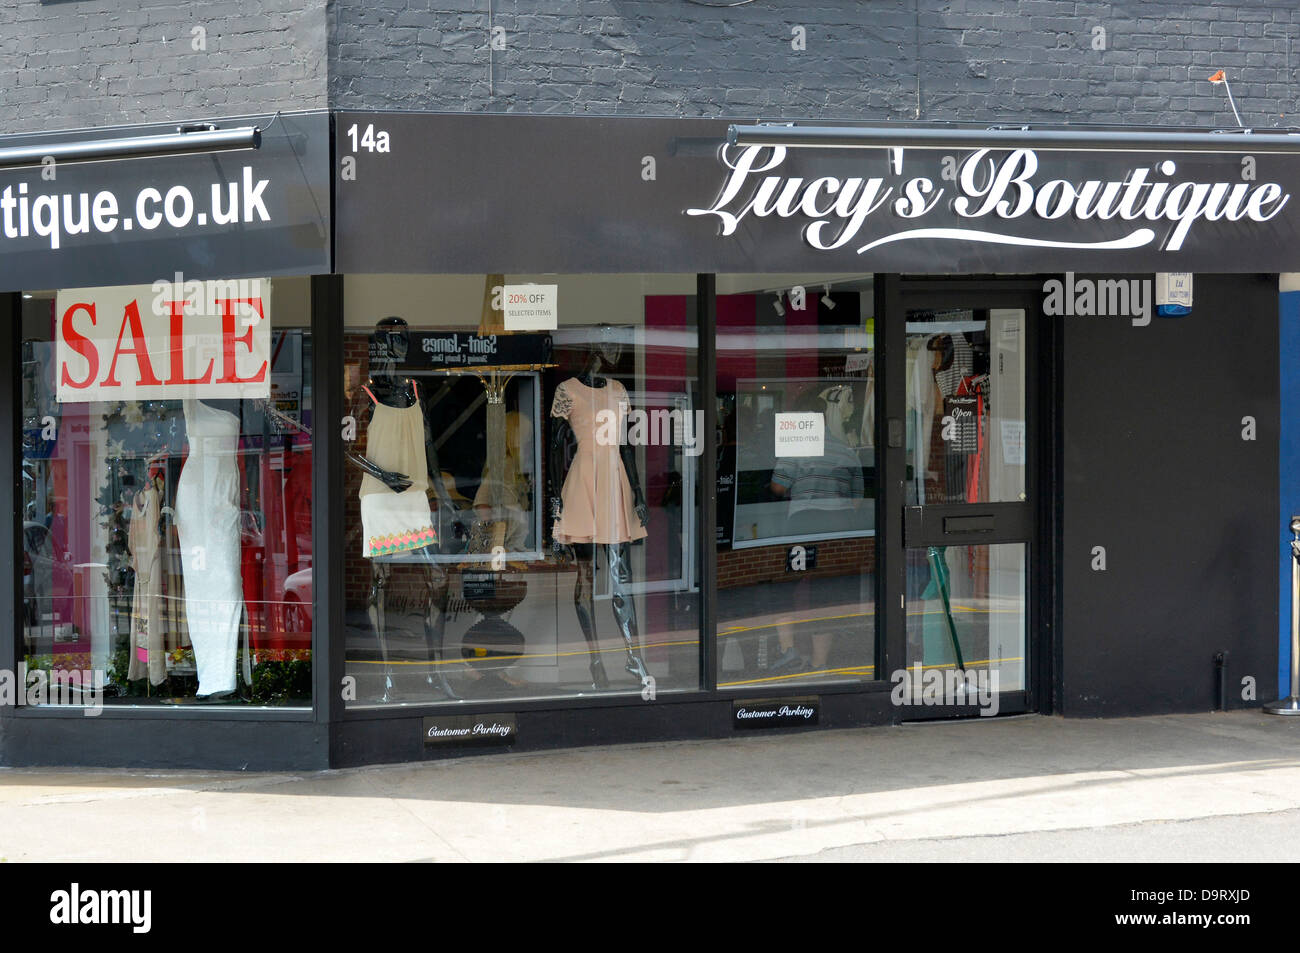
[346,124,390,153]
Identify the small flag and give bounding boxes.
[1208,70,1225,83]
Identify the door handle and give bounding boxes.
[944,515,995,533]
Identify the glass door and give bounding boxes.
[883,282,1039,716]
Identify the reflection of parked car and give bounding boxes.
[282,568,313,646]
[23,520,72,631]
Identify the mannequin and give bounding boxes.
[174,397,244,699]
[352,316,462,702]
[549,329,652,690]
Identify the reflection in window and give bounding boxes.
[715,275,877,688]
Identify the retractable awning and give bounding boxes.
[728,123,1300,155]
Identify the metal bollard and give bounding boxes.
[1265,516,1300,715]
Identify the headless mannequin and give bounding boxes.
[351,317,460,702]
[175,397,244,700]
[549,337,652,690]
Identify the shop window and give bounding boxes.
[20,278,313,707]
[341,274,701,706]
[715,274,878,688]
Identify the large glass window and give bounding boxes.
[342,274,700,705]
[20,278,313,707]
[715,275,877,689]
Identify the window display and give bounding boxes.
[20,278,314,706]
[342,274,700,706]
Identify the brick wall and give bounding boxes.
[7,2,1296,137]
[330,0,1300,128]
[0,0,326,134]
[718,535,876,591]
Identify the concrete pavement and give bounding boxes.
[1,710,1298,862]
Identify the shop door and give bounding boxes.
[880,279,1040,717]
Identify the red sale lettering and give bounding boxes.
[164,299,214,386]
[215,297,268,385]
[102,299,163,388]
[58,302,99,390]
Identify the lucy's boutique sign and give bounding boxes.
[334,114,1300,274]
[687,146,1290,255]
[55,280,271,402]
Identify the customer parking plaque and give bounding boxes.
[422,713,517,746]
[732,697,820,730]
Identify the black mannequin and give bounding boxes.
[350,316,462,702]
[548,332,652,690]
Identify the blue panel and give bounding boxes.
[1280,291,1300,697]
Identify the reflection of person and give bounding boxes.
[767,384,864,674]
[769,385,864,534]
[473,409,532,551]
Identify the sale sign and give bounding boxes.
[774,412,824,457]
[55,279,271,402]
[503,283,558,331]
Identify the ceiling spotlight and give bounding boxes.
[772,297,786,317]
[821,285,836,310]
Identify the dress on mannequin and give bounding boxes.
[127,482,165,685]
[551,377,647,545]
[175,399,243,697]
[358,382,437,557]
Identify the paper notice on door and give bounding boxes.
[775,412,824,457]
[1000,419,1026,465]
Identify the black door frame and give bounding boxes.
[876,275,1051,718]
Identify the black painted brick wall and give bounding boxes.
[0,0,326,134]
[3,1,1299,134]
[330,1,1300,127]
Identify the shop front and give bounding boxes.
[0,112,1290,768]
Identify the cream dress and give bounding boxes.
[358,384,437,557]
[551,377,647,545]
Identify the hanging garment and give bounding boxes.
[959,375,989,504]
[933,333,974,398]
[860,352,876,450]
[551,377,647,545]
[175,399,244,697]
[127,484,166,685]
[905,338,937,504]
[358,382,437,557]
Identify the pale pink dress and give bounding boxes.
[551,377,647,545]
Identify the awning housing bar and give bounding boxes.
[0,125,261,170]
[728,123,1300,154]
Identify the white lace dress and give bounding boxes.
[175,399,244,696]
